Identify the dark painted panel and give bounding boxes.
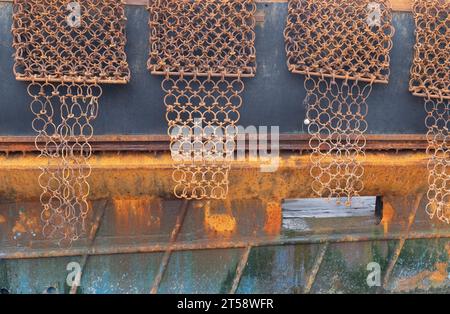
[0,4,426,136]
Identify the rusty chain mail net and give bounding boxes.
[285,0,394,205]
[12,0,130,245]
[410,0,450,223]
[148,0,256,200]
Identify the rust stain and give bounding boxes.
[12,210,40,237]
[113,196,162,234]
[381,201,395,234]
[263,201,281,235]
[204,200,237,235]
[394,261,449,292]
[429,262,448,283]
[0,152,429,202]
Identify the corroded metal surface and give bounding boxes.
[0,134,430,153]
[1,194,449,258]
[0,195,449,293]
[0,152,431,202]
[0,1,448,294]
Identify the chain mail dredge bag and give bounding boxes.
[410,0,450,224]
[284,0,394,205]
[12,0,130,245]
[148,0,256,200]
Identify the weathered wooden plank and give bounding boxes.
[282,197,376,218]
[282,197,378,233]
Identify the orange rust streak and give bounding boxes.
[0,152,429,202]
[113,197,161,234]
[204,201,237,236]
[12,211,40,235]
[10,210,41,246]
[264,202,282,235]
[395,262,449,292]
[381,201,395,234]
[429,262,448,283]
[205,215,237,234]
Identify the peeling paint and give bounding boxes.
[394,262,449,292]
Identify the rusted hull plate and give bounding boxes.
[0,192,449,293]
[1,241,448,293]
[0,152,430,202]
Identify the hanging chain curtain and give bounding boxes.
[284,0,394,205]
[148,0,256,200]
[12,0,130,246]
[410,0,450,224]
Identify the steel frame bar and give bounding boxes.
[70,200,109,294]
[2,228,448,260]
[303,242,329,293]
[0,134,429,153]
[381,194,422,290]
[229,246,252,294]
[149,200,189,294]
